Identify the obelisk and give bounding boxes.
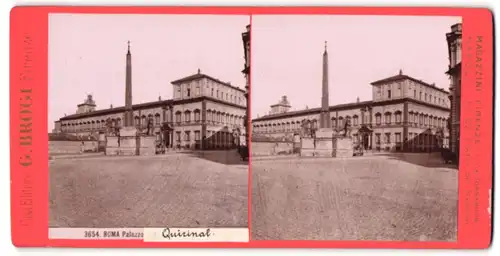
[319,41,331,128]
[124,41,133,126]
[313,41,335,157]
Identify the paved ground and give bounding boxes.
[251,154,458,241]
[49,153,248,228]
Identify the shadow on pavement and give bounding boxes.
[377,152,458,169]
[181,149,248,166]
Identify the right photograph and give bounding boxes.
[250,15,461,241]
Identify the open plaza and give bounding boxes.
[49,151,248,228]
[251,153,458,241]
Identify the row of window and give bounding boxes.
[408,113,447,128]
[60,109,246,132]
[253,112,447,133]
[175,110,201,123]
[373,132,449,144]
[176,83,244,105]
[174,110,245,126]
[175,130,201,142]
[374,133,402,144]
[376,85,448,106]
[60,114,163,132]
[174,130,235,142]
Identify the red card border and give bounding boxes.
[10,6,493,248]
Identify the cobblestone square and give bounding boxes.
[49,153,248,228]
[251,154,458,241]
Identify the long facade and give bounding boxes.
[252,71,451,152]
[53,48,247,150]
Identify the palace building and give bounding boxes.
[446,23,462,161]
[252,45,451,152]
[53,44,247,150]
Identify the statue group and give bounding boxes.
[300,119,352,138]
[104,117,155,137]
[300,120,316,138]
[105,118,119,136]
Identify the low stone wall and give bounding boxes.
[251,141,295,156]
[49,141,98,155]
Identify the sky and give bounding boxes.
[48,14,249,130]
[251,15,462,118]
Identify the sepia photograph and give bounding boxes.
[250,15,461,241]
[48,14,250,230]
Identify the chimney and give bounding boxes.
[110,104,113,109]
[356,97,360,103]
[197,68,201,74]
[158,96,162,101]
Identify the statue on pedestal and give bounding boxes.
[105,118,113,136]
[343,119,352,137]
[146,117,153,136]
[300,120,312,138]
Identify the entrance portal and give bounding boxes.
[363,134,369,150]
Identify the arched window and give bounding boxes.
[352,115,359,126]
[394,111,402,124]
[338,117,344,128]
[154,113,161,125]
[184,110,191,123]
[384,112,392,124]
[194,109,201,122]
[375,113,382,125]
[312,119,318,129]
[175,111,182,123]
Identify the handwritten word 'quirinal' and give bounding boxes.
[161,228,212,240]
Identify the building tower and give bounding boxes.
[76,94,96,114]
[124,41,134,127]
[270,95,291,115]
[446,23,462,161]
[319,41,331,128]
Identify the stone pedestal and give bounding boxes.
[120,126,138,137]
[138,136,156,156]
[300,137,315,157]
[299,129,355,158]
[333,136,354,158]
[105,127,157,156]
[314,128,334,157]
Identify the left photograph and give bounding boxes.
[48,14,250,230]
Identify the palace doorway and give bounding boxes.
[358,125,373,150]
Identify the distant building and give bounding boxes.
[446,23,462,160]
[252,45,450,152]
[53,45,247,150]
